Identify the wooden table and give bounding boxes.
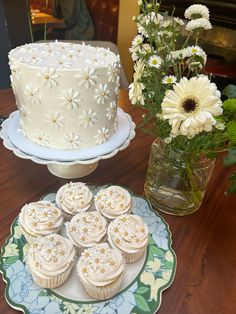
[0,89,236,314]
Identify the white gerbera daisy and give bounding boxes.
[79,109,98,127]
[95,84,110,104]
[106,101,117,120]
[185,18,212,32]
[33,131,49,147]
[46,112,65,129]
[60,89,82,110]
[148,55,162,68]
[76,68,98,89]
[24,84,41,105]
[64,133,81,149]
[39,68,60,88]
[161,76,223,137]
[162,75,177,84]
[184,4,210,20]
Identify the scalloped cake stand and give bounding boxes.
[0,109,135,179]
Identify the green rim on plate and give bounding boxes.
[0,184,177,314]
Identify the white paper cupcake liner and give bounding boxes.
[30,260,74,288]
[79,269,125,300]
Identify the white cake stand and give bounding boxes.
[0,110,135,179]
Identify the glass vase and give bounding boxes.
[144,138,215,216]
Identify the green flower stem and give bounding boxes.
[185,161,203,205]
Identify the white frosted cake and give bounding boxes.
[8,41,120,149]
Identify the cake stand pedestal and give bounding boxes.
[0,110,135,179]
[47,162,98,179]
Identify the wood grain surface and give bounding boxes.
[0,89,236,314]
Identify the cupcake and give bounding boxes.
[65,211,107,251]
[56,182,93,220]
[19,201,63,243]
[108,214,149,263]
[94,186,132,220]
[27,234,76,288]
[77,243,125,300]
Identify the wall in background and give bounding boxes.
[117,0,138,84]
[0,0,32,89]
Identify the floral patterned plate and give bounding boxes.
[0,185,176,314]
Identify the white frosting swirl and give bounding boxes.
[77,243,124,287]
[66,211,107,248]
[19,201,62,237]
[95,186,132,219]
[56,182,93,215]
[27,234,76,278]
[108,214,149,254]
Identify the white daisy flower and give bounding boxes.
[132,34,143,47]
[148,55,162,68]
[187,45,207,64]
[60,89,82,110]
[161,76,223,138]
[185,18,212,32]
[33,131,49,147]
[79,109,98,127]
[184,4,210,20]
[215,122,225,130]
[43,48,60,56]
[146,12,163,25]
[95,84,110,105]
[64,133,81,149]
[95,127,110,144]
[141,43,152,55]
[174,17,184,25]
[24,85,41,105]
[19,105,31,122]
[107,63,120,83]
[39,68,59,88]
[30,55,43,64]
[133,59,145,83]
[57,58,72,68]
[162,75,177,84]
[129,82,145,105]
[46,112,65,129]
[161,19,172,28]
[10,62,22,80]
[76,68,98,89]
[106,101,117,120]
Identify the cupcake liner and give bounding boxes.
[79,269,125,300]
[107,234,147,264]
[30,260,75,288]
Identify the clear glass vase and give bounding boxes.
[144,138,215,216]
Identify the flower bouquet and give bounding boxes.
[129,0,236,215]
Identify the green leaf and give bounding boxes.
[227,172,236,193]
[134,294,151,312]
[163,260,173,269]
[5,256,18,265]
[39,290,48,297]
[222,84,236,99]
[148,236,156,246]
[136,286,150,295]
[224,148,236,166]
[149,245,165,257]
